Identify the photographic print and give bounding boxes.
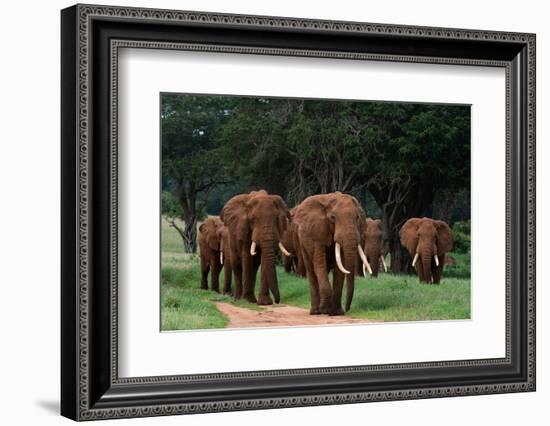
[61,5,536,418]
[160,94,471,331]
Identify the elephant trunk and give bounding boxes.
[260,239,280,303]
[420,249,433,283]
[344,241,357,311]
[367,247,380,278]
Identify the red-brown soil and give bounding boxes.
[215,302,377,329]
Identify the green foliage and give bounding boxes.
[161,94,470,211]
[161,94,234,188]
[452,220,471,254]
[161,191,182,218]
[444,252,470,278]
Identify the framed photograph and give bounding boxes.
[61,4,536,421]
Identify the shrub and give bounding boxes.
[452,220,470,254]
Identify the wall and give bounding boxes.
[0,0,546,424]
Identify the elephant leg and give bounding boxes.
[200,255,209,290]
[302,249,320,314]
[312,246,333,314]
[432,254,444,284]
[296,250,306,277]
[282,254,292,273]
[242,250,257,304]
[210,256,221,293]
[331,268,345,316]
[232,256,243,300]
[223,257,233,295]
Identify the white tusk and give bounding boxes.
[220,251,224,265]
[357,245,373,275]
[434,255,439,267]
[335,242,351,274]
[278,242,291,257]
[381,255,388,273]
[250,241,257,256]
[362,263,367,277]
[412,252,419,268]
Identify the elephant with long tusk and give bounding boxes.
[220,190,291,305]
[400,217,453,284]
[293,192,369,315]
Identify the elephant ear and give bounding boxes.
[198,223,206,234]
[399,218,421,255]
[374,219,383,231]
[270,194,291,235]
[295,195,334,247]
[221,194,251,242]
[435,220,454,253]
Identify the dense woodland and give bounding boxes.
[161,94,470,272]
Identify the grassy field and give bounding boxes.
[161,218,471,331]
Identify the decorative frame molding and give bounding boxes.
[61,4,535,421]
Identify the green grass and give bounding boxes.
[161,216,471,330]
[161,217,186,253]
[275,268,470,322]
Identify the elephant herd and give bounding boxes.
[198,190,454,316]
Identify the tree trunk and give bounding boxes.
[176,185,198,254]
[182,216,197,253]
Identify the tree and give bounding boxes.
[161,95,234,253]
[360,103,470,271]
[217,99,374,205]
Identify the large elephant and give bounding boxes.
[399,217,454,284]
[198,216,224,292]
[359,218,387,278]
[217,224,233,295]
[280,208,306,277]
[294,192,371,315]
[220,190,291,305]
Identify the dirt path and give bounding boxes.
[215,302,377,328]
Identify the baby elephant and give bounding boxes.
[399,217,453,284]
[198,216,225,292]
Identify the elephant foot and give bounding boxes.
[310,307,321,315]
[319,303,333,315]
[200,283,208,290]
[211,286,220,293]
[257,294,273,305]
[330,307,345,316]
[244,294,258,304]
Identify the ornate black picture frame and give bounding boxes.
[61,4,536,421]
